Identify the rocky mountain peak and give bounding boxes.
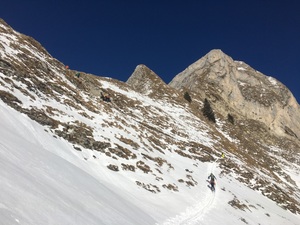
[126,64,178,99]
[205,49,232,64]
[169,49,300,139]
[126,64,165,94]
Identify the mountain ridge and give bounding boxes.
[0,18,300,224]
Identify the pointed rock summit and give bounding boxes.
[169,49,300,139]
[126,64,171,97]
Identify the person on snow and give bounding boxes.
[208,173,216,191]
[221,152,225,158]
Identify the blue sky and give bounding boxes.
[2,0,300,102]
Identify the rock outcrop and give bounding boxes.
[127,64,179,100]
[169,49,300,139]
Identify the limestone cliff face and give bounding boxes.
[169,49,300,139]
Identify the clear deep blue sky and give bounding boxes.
[2,0,300,102]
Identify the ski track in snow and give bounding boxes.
[160,162,218,225]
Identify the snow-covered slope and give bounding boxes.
[1,99,300,225]
[0,100,156,225]
[0,18,300,224]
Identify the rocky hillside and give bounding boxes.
[0,18,300,216]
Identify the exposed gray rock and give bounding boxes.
[126,64,165,94]
[169,49,300,139]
